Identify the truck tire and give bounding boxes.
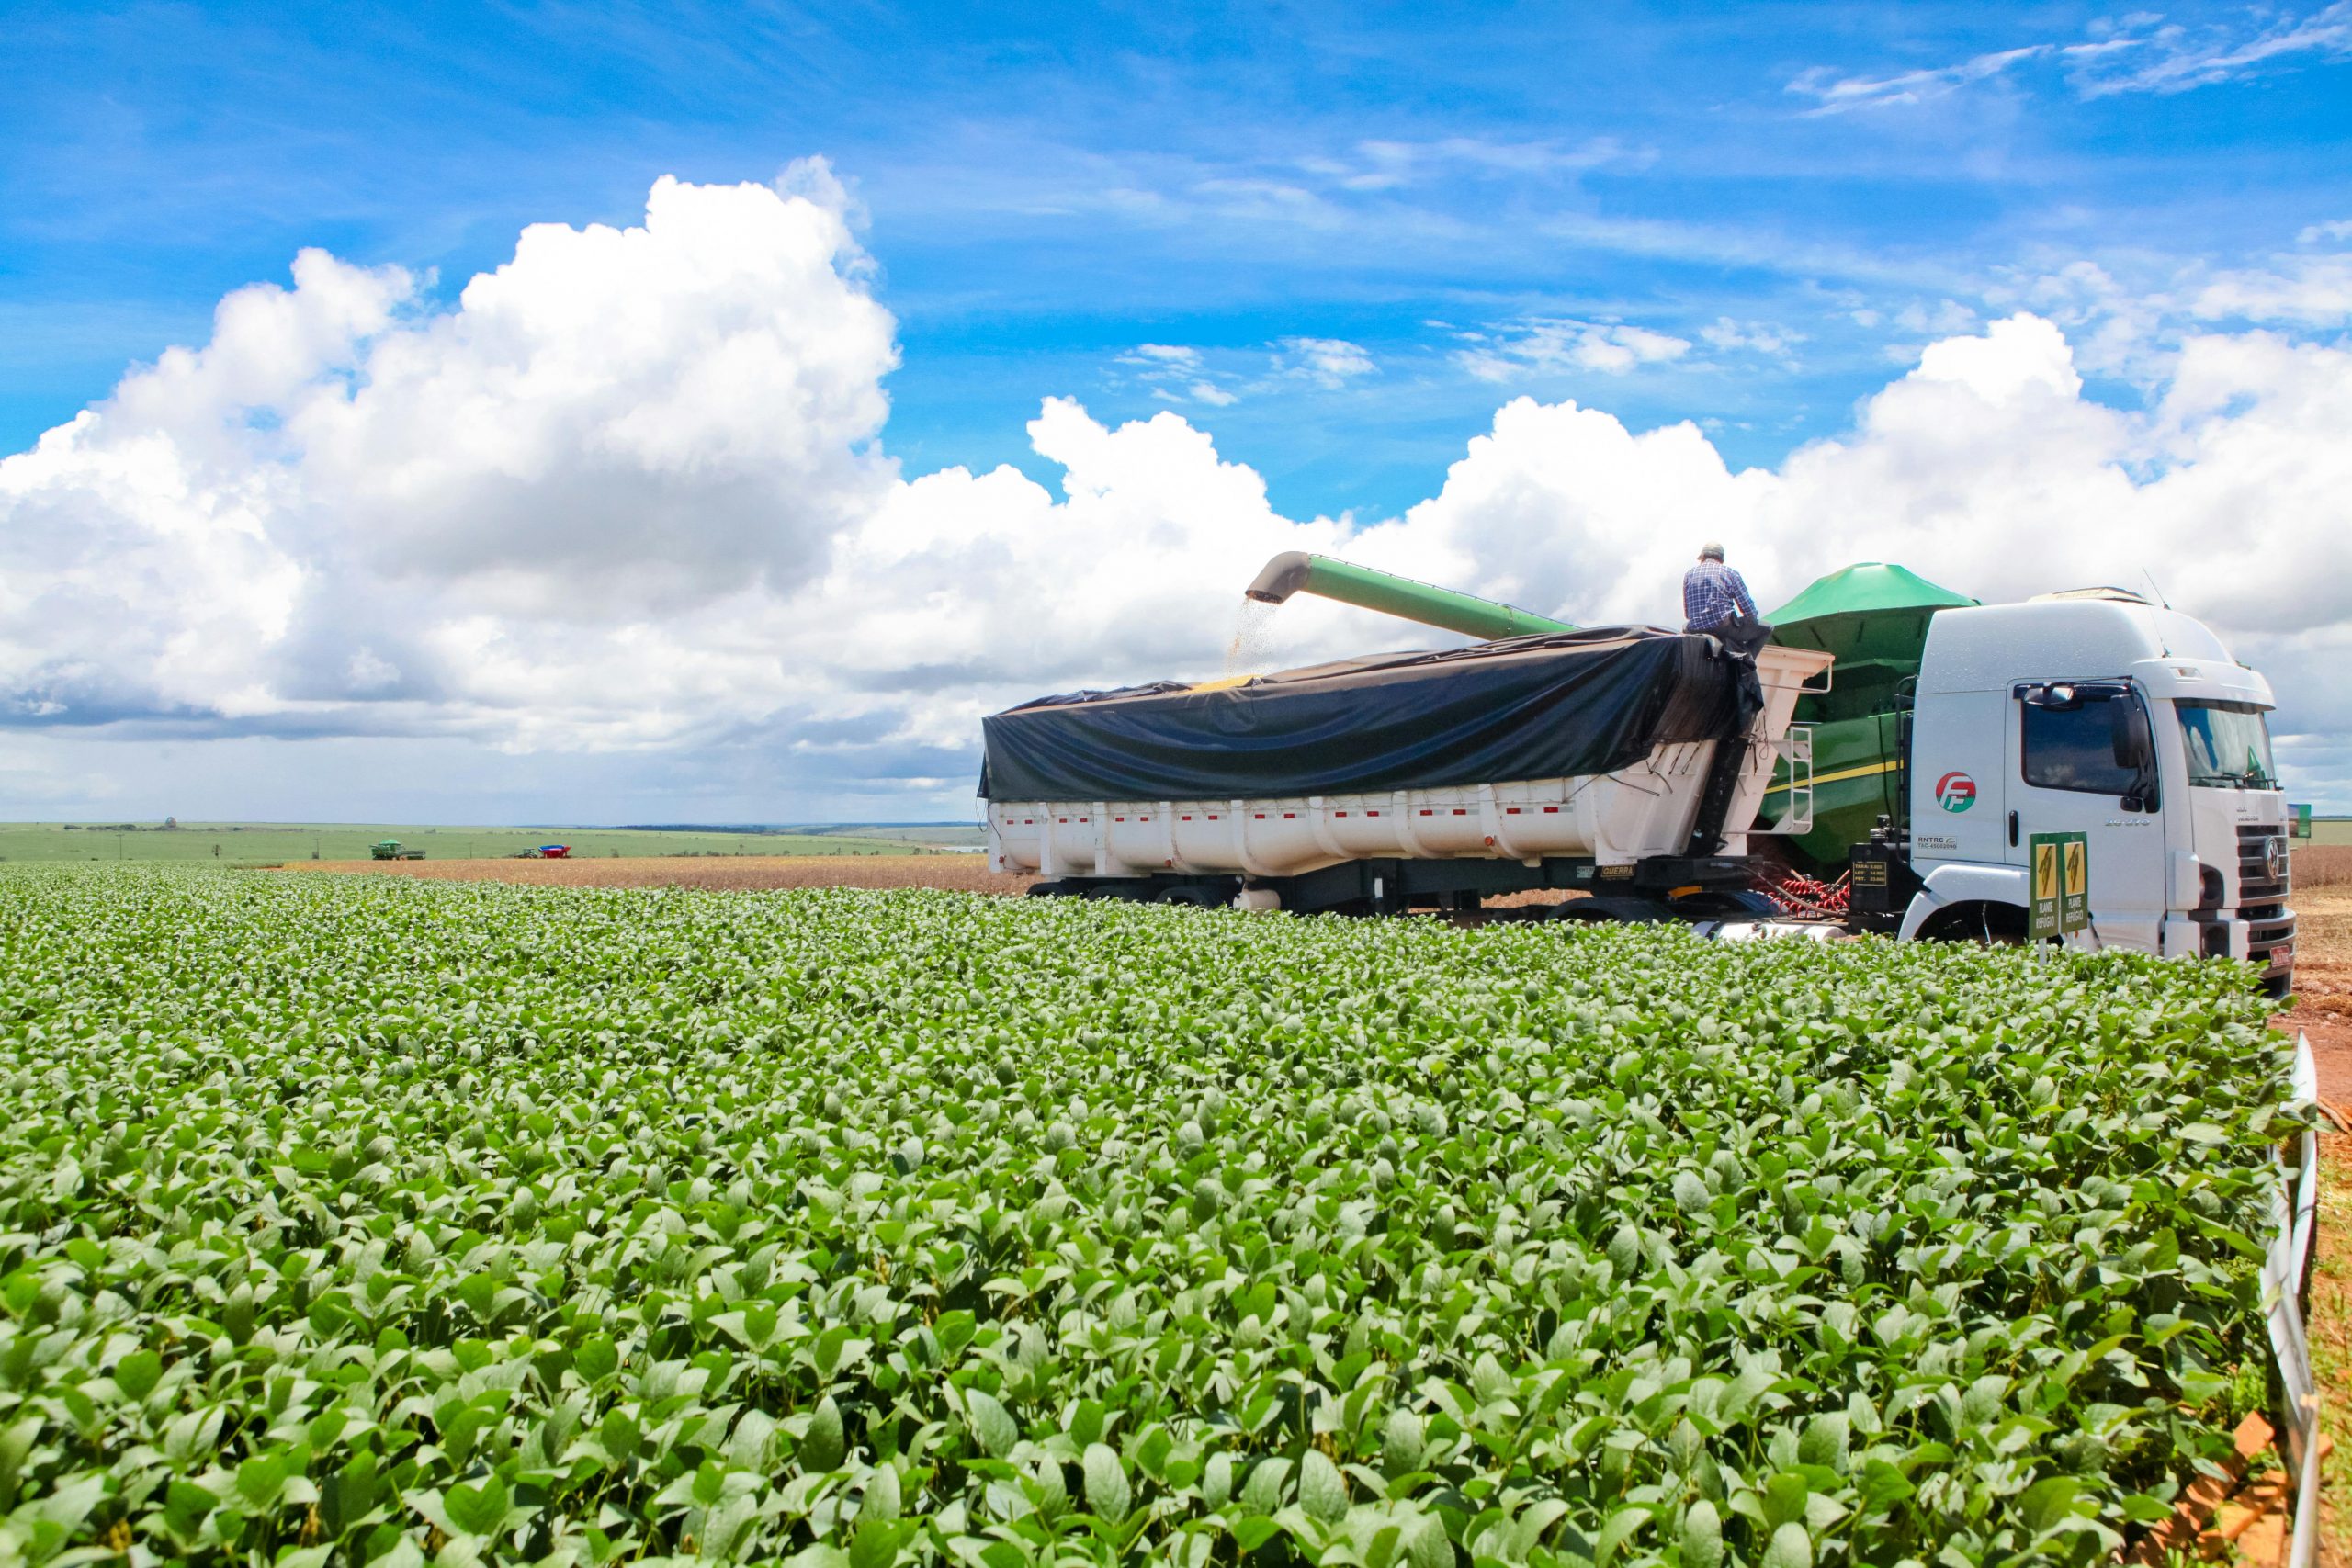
[1552,897,1677,924]
[1157,885,1227,908]
[1915,901,2028,945]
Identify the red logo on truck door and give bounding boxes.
[1935,772,1977,812]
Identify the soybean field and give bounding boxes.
[0,868,2294,1567]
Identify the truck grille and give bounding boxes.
[2237,824,2290,902]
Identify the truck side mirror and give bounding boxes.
[2110,697,2160,811]
[2110,699,2154,771]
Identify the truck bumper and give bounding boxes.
[2175,908,2295,992]
[2247,909,2296,994]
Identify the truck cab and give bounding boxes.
[1897,597,2293,993]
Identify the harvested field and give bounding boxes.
[2298,843,2352,889]
[2289,886,2352,1023]
[284,853,1038,894]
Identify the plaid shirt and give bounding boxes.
[1682,560,1758,631]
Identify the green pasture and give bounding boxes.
[801,823,989,848]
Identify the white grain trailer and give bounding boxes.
[982,628,1830,917]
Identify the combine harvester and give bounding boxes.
[982,552,2295,990]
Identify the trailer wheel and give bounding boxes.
[1551,897,1677,924]
[1157,885,1226,908]
[1025,881,1075,898]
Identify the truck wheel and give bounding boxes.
[1157,885,1225,908]
[1026,881,1075,898]
[1552,897,1676,924]
[1915,901,2028,944]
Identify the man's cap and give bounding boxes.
[1699,542,1725,560]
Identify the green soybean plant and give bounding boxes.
[0,867,2291,1567]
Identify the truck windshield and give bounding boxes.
[2177,700,2277,789]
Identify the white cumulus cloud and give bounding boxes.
[1,172,898,741]
[6,177,2352,812]
[1376,313,2352,778]
[2190,254,2352,325]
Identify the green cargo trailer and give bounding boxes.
[1757,563,1977,872]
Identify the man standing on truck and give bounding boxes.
[1683,543,1770,653]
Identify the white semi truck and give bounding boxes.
[1889,595,2293,985]
[981,557,2294,993]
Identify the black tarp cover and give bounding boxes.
[979,627,1752,801]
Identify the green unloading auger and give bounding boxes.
[1244,551,1575,640]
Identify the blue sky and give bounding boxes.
[8,1,2346,517]
[3,2,2350,821]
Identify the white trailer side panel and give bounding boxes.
[987,644,1827,878]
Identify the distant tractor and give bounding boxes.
[370,840,425,861]
[511,844,573,860]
